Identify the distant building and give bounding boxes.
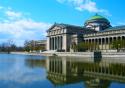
[47,14,125,52]
[27,40,47,52]
[35,40,47,49]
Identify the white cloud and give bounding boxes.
[57,0,111,16]
[0,19,51,46]
[0,6,52,46]
[5,10,22,18]
[0,59,46,84]
[0,19,51,38]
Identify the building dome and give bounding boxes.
[84,14,111,31]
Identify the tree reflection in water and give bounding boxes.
[25,58,46,68]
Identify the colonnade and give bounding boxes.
[49,59,62,74]
[84,62,125,76]
[84,36,125,50]
[48,58,125,76]
[49,36,63,50]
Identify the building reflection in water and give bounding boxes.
[46,56,125,88]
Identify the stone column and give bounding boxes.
[51,37,52,50]
[104,38,106,50]
[97,38,99,50]
[93,39,96,50]
[50,38,51,50]
[59,36,61,50]
[122,36,125,48]
[58,36,61,50]
[95,39,97,50]
[108,37,110,50]
[51,37,53,50]
[57,37,59,50]
[90,39,92,51]
[91,39,94,51]
[109,37,112,50]
[63,34,67,52]
[52,37,54,50]
[121,36,123,49]
[100,38,102,50]
[105,38,108,50]
[60,36,63,50]
[55,37,57,50]
[47,37,50,51]
[109,37,110,50]
[102,38,105,50]
[121,36,123,48]
[53,37,55,50]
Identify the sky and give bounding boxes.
[0,0,125,46]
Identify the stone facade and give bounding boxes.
[46,14,125,52]
[47,23,96,52]
[84,26,125,51]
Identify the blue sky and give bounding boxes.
[0,0,125,46]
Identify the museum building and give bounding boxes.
[46,14,125,52]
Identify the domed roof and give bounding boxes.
[85,14,109,23]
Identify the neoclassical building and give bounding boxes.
[47,14,125,52]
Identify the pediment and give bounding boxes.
[47,24,64,32]
[51,26,61,31]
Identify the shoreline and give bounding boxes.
[10,51,125,58]
[10,52,46,56]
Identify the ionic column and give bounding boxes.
[59,36,61,50]
[88,39,90,50]
[95,39,98,50]
[121,36,123,49]
[60,36,63,50]
[57,37,59,50]
[102,38,104,50]
[105,38,108,50]
[122,36,125,48]
[52,37,54,50]
[50,38,52,50]
[109,37,113,50]
[108,38,110,50]
[55,37,57,50]
[94,39,96,50]
[90,39,92,51]
[53,37,56,50]
[53,37,55,50]
[104,38,106,50]
[47,37,50,51]
[97,38,99,50]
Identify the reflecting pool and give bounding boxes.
[0,53,125,88]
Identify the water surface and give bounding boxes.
[0,54,125,88]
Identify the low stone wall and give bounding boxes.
[101,52,125,57]
[43,52,125,58]
[11,52,43,56]
[11,51,125,58]
[54,52,94,57]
